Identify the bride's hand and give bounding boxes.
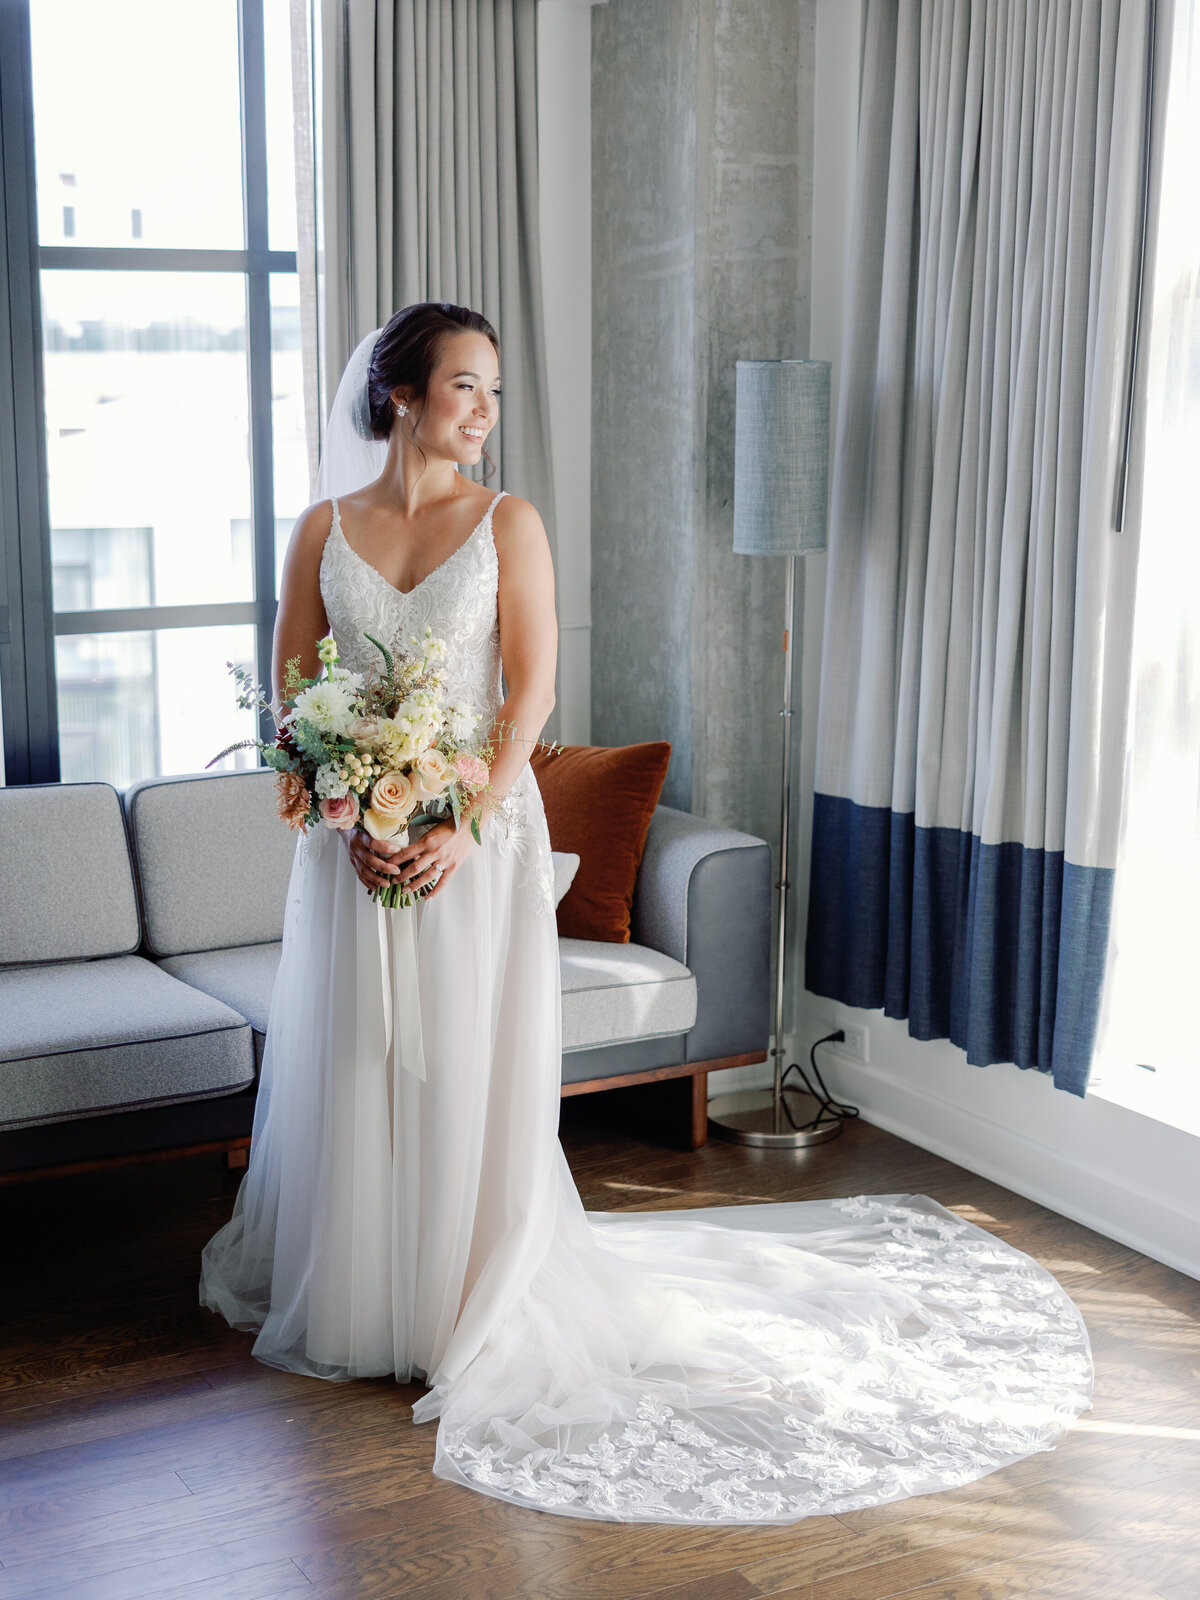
[391,817,477,900]
[343,828,405,891]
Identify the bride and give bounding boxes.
[201,301,1093,1524]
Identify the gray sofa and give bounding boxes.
[0,770,770,1176]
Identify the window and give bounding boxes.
[1090,0,1200,1138]
[0,0,311,787]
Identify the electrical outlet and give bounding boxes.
[834,1021,869,1063]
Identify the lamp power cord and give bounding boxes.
[777,1030,861,1134]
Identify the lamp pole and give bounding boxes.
[707,358,842,1150]
[771,552,797,1135]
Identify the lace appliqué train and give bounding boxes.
[440,1197,1092,1523]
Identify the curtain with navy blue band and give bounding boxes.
[804,0,1164,1097]
[805,796,1114,1098]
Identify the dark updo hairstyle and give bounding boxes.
[367,301,500,479]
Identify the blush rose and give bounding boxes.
[319,792,360,830]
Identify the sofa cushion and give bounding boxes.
[560,938,696,1053]
[0,783,139,966]
[551,851,580,907]
[0,956,254,1130]
[158,943,281,1063]
[124,770,298,957]
[159,939,695,1060]
[532,742,671,943]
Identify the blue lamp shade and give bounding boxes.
[733,359,831,556]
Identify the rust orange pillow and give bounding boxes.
[530,742,671,942]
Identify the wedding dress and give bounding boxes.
[201,334,1092,1525]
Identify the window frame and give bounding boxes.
[0,0,296,783]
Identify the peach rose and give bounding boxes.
[412,748,450,800]
[452,752,490,791]
[319,792,360,831]
[362,808,408,842]
[350,715,382,748]
[369,769,417,820]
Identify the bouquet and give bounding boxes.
[210,629,494,908]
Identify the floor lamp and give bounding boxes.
[708,359,835,1150]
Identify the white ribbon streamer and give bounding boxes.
[386,901,427,1083]
[354,884,427,1085]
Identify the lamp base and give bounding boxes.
[707,1087,845,1149]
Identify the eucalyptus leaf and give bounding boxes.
[291,718,333,765]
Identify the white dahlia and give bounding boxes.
[290,678,359,737]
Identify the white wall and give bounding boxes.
[799,0,1200,1283]
[537,1,593,743]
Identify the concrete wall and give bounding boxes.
[590,1,699,808]
[590,0,814,836]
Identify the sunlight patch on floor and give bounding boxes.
[600,1180,775,1204]
[1073,1419,1200,1442]
[948,1204,1004,1226]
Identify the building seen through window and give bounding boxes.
[24,0,308,788]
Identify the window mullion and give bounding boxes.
[0,0,57,784]
[38,247,297,273]
[54,602,261,636]
[240,0,277,751]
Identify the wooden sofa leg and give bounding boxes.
[690,1072,709,1150]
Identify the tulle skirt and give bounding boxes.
[201,794,1093,1524]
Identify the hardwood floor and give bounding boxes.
[1,1096,1197,1600]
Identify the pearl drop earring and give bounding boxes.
[395,401,409,418]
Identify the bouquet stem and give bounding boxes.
[372,881,423,910]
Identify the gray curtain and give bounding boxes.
[318,0,556,569]
[806,0,1169,1095]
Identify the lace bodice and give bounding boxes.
[318,488,554,915]
[320,491,507,721]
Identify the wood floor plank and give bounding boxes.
[175,1421,432,1499]
[740,1463,1192,1599]
[0,1497,400,1600]
[638,1574,762,1600]
[0,1450,437,1573]
[0,1410,309,1514]
[129,1560,315,1600]
[825,1425,1196,1537]
[0,1342,250,1420]
[293,1500,846,1599]
[350,1534,771,1600]
[297,1516,668,1600]
[766,1471,1200,1600]
[876,1526,1194,1600]
[0,1467,191,1539]
[0,1368,316,1464]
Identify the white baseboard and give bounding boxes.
[707,1058,775,1097]
[814,1046,1200,1283]
[705,1019,1200,1282]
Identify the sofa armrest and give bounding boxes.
[631,806,771,1064]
